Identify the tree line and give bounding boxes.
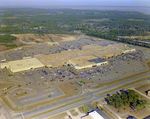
[0,34,17,43]
[105,89,148,111]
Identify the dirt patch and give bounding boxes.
[0,46,6,51]
[47,34,79,42]
[58,83,80,96]
[12,34,79,44]
[13,39,23,46]
[123,107,150,119]
[108,104,131,115]
[46,112,69,119]
[12,34,50,44]
[0,84,8,90]
[61,36,76,42]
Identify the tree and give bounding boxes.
[106,89,148,111]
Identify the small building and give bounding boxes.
[89,111,104,119]
[81,110,104,119]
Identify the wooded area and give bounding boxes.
[0,34,17,43]
[105,89,148,111]
[0,8,150,47]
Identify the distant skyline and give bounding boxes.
[0,0,150,8]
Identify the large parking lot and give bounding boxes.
[0,38,149,111]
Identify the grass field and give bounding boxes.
[91,101,99,108]
[78,105,90,114]
[69,109,78,116]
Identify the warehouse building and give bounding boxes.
[0,57,44,73]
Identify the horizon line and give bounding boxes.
[0,5,150,8]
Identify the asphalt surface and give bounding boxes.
[9,71,150,119]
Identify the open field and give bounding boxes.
[46,34,79,42]
[12,34,50,44]
[91,101,99,108]
[122,108,150,119]
[12,34,79,44]
[3,34,79,49]
[78,105,90,114]
[59,83,80,96]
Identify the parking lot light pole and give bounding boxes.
[21,113,25,119]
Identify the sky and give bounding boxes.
[0,0,150,7]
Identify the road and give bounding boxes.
[10,71,150,119]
